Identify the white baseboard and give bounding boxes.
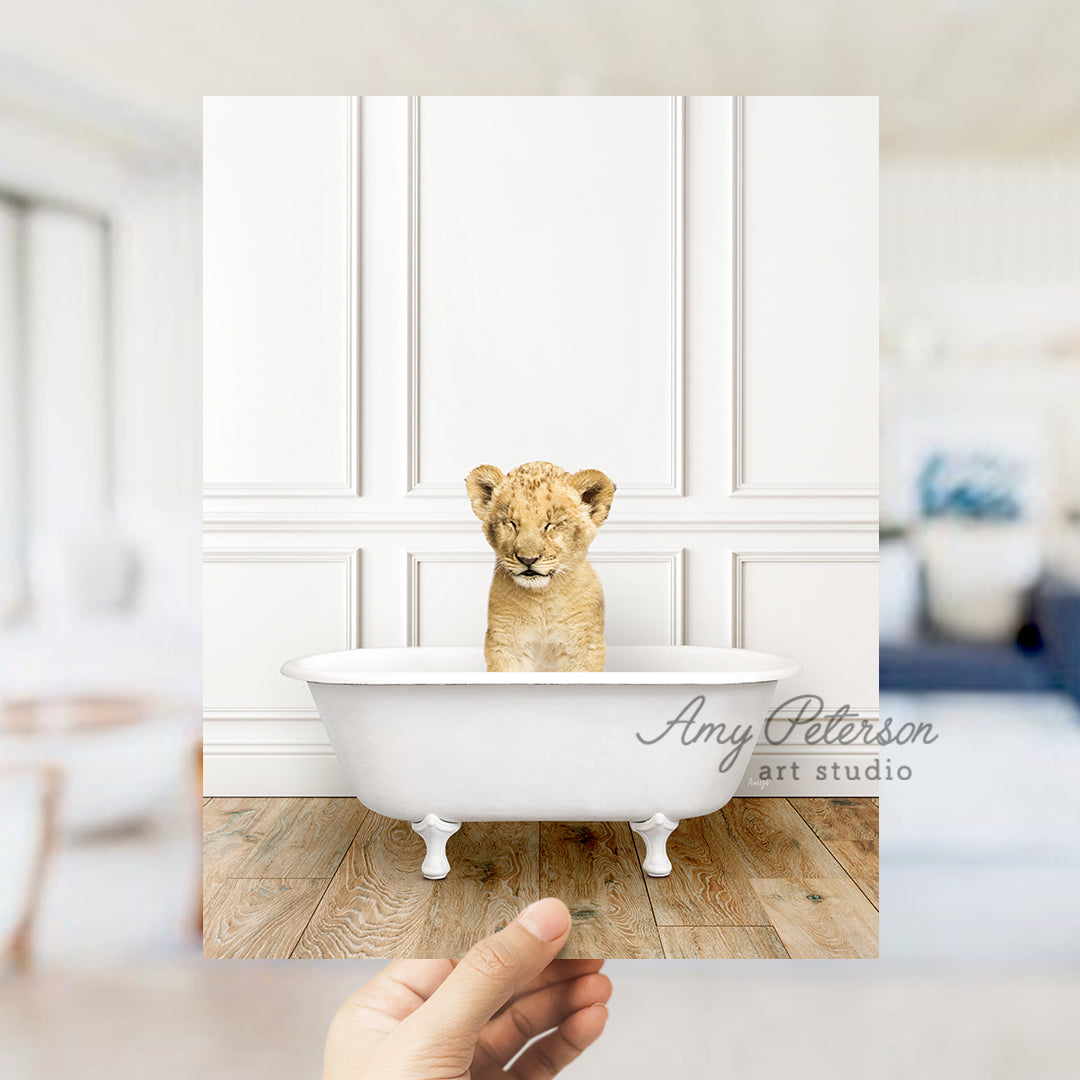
[203,743,879,799]
[203,744,352,796]
[738,751,880,797]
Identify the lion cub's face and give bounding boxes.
[465,461,616,589]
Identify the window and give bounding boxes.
[0,194,111,623]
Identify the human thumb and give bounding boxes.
[397,898,572,1059]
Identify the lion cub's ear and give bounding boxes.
[570,469,616,526]
[465,465,506,520]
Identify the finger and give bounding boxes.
[399,898,571,1053]
[341,959,455,1030]
[508,1003,609,1080]
[490,958,605,1018]
[477,971,612,1064]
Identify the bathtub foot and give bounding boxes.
[630,813,679,877]
[411,814,461,879]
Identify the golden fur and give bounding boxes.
[465,461,616,672]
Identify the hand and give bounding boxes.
[323,898,611,1079]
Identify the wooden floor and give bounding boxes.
[203,797,878,960]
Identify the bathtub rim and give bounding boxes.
[280,644,802,686]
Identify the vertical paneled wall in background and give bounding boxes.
[203,96,879,796]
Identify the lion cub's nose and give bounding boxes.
[517,554,539,567]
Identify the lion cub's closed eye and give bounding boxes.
[465,460,616,672]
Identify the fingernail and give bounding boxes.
[517,898,570,942]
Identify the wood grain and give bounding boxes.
[203,797,879,960]
[540,822,663,959]
[295,819,537,958]
[203,878,329,959]
[633,813,770,926]
[203,804,267,886]
[821,839,878,909]
[718,798,846,879]
[788,797,878,841]
[750,877,878,959]
[659,925,789,959]
[231,797,366,879]
[207,797,270,813]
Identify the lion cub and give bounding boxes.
[465,461,616,672]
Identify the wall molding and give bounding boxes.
[203,547,360,720]
[405,95,686,499]
[203,97,361,500]
[202,707,325,722]
[728,96,878,501]
[730,485,881,499]
[204,511,880,533]
[204,740,335,756]
[405,546,685,647]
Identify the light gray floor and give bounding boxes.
[881,691,1080,966]
[3,961,1080,1079]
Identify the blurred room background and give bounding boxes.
[1,1,1079,1077]
[0,49,202,971]
[879,158,1080,964]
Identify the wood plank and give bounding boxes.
[202,877,226,912]
[207,797,271,813]
[203,804,267,886]
[787,797,878,841]
[232,797,366,879]
[632,812,770,926]
[540,822,663,959]
[822,839,878,909]
[203,878,330,959]
[295,818,537,958]
[749,877,878,959]
[717,798,846,879]
[659,925,789,959]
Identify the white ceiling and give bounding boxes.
[0,0,1079,156]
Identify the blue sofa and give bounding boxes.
[880,577,1080,701]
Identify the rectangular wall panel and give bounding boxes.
[735,96,878,496]
[407,549,683,647]
[203,96,357,494]
[593,551,684,646]
[733,552,878,715]
[410,96,683,496]
[204,550,358,717]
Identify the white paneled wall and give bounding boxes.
[203,96,879,797]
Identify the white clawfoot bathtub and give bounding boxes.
[281,645,800,879]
